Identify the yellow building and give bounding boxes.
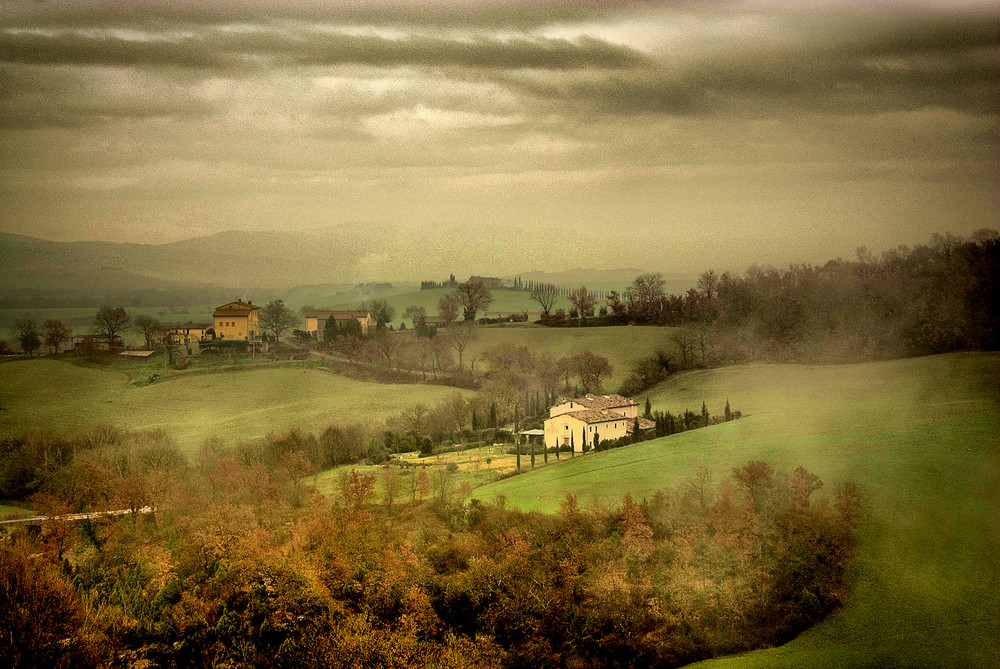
[544,394,652,452]
[213,299,260,340]
[303,309,374,339]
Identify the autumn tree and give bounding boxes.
[530,284,558,318]
[11,319,41,355]
[568,285,596,326]
[94,306,129,347]
[456,280,493,321]
[260,299,298,340]
[569,350,613,393]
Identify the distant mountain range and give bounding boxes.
[0,228,699,297]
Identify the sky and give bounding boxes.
[0,0,997,275]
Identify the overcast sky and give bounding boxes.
[1,0,996,275]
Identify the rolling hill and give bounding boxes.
[473,353,1000,667]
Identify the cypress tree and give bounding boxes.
[725,399,732,422]
[644,397,652,419]
[490,403,497,428]
[516,437,521,470]
[472,409,478,432]
[701,401,709,426]
[531,440,535,468]
[570,431,575,456]
[633,417,641,443]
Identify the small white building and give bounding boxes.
[544,394,654,452]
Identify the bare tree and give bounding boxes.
[568,286,596,326]
[133,315,162,350]
[530,284,558,318]
[42,319,71,354]
[455,280,493,321]
[260,299,298,340]
[670,328,696,368]
[630,273,666,322]
[697,269,719,300]
[442,321,478,371]
[94,307,129,347]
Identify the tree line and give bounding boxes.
[0,423,863,669]
[544,230,999,362]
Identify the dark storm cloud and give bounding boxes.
[0,28,648,71]
[0,65,214,129]
[501,11,998,117]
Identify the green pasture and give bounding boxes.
[0,503,35,519]
[0,358,463,453]
[311,444,529,501]
[473,353,1000,667]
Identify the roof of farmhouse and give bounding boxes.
[213,300,259,317]
[555,409,656,429]
[561,394,636,410]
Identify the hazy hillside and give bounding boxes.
[0,228,700,300]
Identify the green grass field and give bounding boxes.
[472,353,1000,667]
[0,358,463,453]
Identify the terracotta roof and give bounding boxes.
[561,394,635,411]
[556,409,631,425]
[631,417,656,431]
[213,300,259,317]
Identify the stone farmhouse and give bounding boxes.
[543,394,655,452]
[167,322,212,345]
[303,309,374,340]
[213,299,260,341]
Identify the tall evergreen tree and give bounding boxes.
[725,399,732,422]
[644,397,652,418]
[701,401,709,426]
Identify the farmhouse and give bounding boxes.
[168,322,212,345]
[72,333,124,353]
[544,393,654,452]
[303,309,374,339]
[469,275,504,288]
[213,299,260,341]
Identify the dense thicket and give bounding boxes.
[606,232,999,362]
[1,431,861,669]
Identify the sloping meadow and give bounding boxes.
[475,353,1000,667]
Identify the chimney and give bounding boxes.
[248,300,252,305]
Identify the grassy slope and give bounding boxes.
[0,358,462,453]
[472,353,1000,668]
